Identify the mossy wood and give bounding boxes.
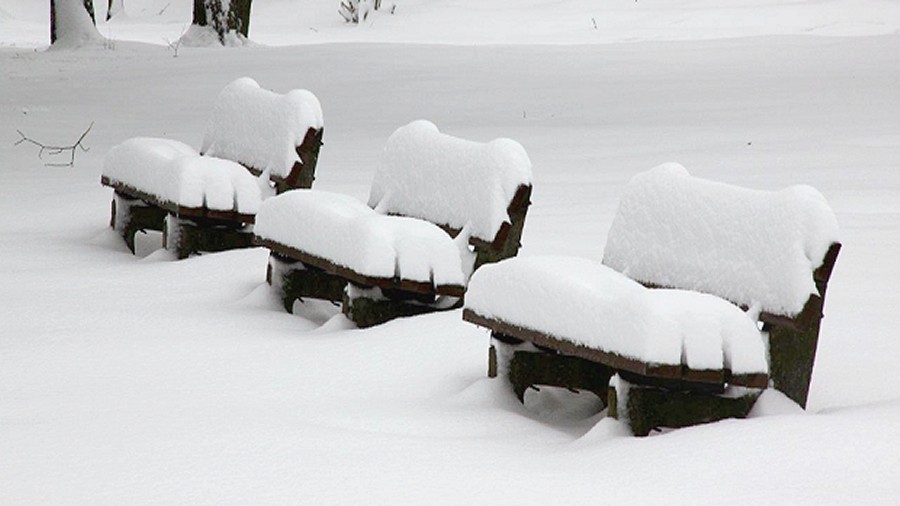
[110,192,167,253]
[610,380,761,437]
[268,254,347,312]
[343,282,462,328]
[507,348,613,404]
[164,216,254,260]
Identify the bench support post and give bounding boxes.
[505,347,613,404]
[766,242,840,408]
[609,374,761,437]
[164,215,254,260]
[268,253,347,312]
[342,283,461,329]
[111,192,167,253]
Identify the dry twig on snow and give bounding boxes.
[14,122,94,167]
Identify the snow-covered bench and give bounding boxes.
[254,120,533,327]
[463,163,841,435]
[101,77,324,258]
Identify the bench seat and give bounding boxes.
[256,120,533,327]
[464,256,768,389]
[255,190,467,298]
[102,137,263,221]
[463,162,840,435]
[101,77,324,258]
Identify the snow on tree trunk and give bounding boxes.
[188,0,252,46]
[106,0,123,21]
[50,0,103,48]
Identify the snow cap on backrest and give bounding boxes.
[201,77,323,179]
[602,163,840,317]
[368,120,533,245]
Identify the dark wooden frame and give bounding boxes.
[103,120,323,258]
[256,182,533,327]
[465,241,841,413]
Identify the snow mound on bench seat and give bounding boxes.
[255,190,467,287]
[201,77,324,179]
[103,137,263,214]
[466,256,767,376]
[603,163,840,317]
[368,120,532,245]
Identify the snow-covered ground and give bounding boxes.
[2,1,900,504]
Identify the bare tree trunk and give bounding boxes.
[50,0,97,44]
[192,0,252,44]
[106,0,124,21]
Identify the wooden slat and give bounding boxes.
[462,308,769,389]
[254,236,466,298]
[101,176,256,224]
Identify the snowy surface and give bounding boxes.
[102,137,264,213]
[256,190,466,286]
[200,77,323,179]
[3,1,900,503]
[3,0,899,48]
[466,256,767,374]
[369,120,532,244]
[603,163,840,317]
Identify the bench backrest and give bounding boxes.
[368,120,533,268]
[200,77,324,193]
[602,163,841,406]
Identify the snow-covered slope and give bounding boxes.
[2,2,900,504]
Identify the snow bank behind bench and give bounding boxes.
[201,77,323,180]
[603,163,840,317]
[368,120,532,244]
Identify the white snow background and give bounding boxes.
[2,0,900,503]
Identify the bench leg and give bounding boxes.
[609,374,762,437]
[111,193,166,254]
[342,283,461,328]
[505,345,613,404]
[268,253,347,313]
[767,323,820,409]
[164,215,254,260]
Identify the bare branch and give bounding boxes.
[14,122,94,168]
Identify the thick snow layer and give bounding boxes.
[368,120,532,244]
[200,77,323,179]
[466,256,767,374]
[255,190,466,286]
[603,163,840,317]
[103,137,263,213]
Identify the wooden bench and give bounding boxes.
[463,163,841,435]
[253,120,533,327]
[101,77,323,259]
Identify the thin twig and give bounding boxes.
[14,122,94,167]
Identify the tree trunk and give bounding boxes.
[106,0,124,21]
[50,0,98,45]
[192,0,252,44]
